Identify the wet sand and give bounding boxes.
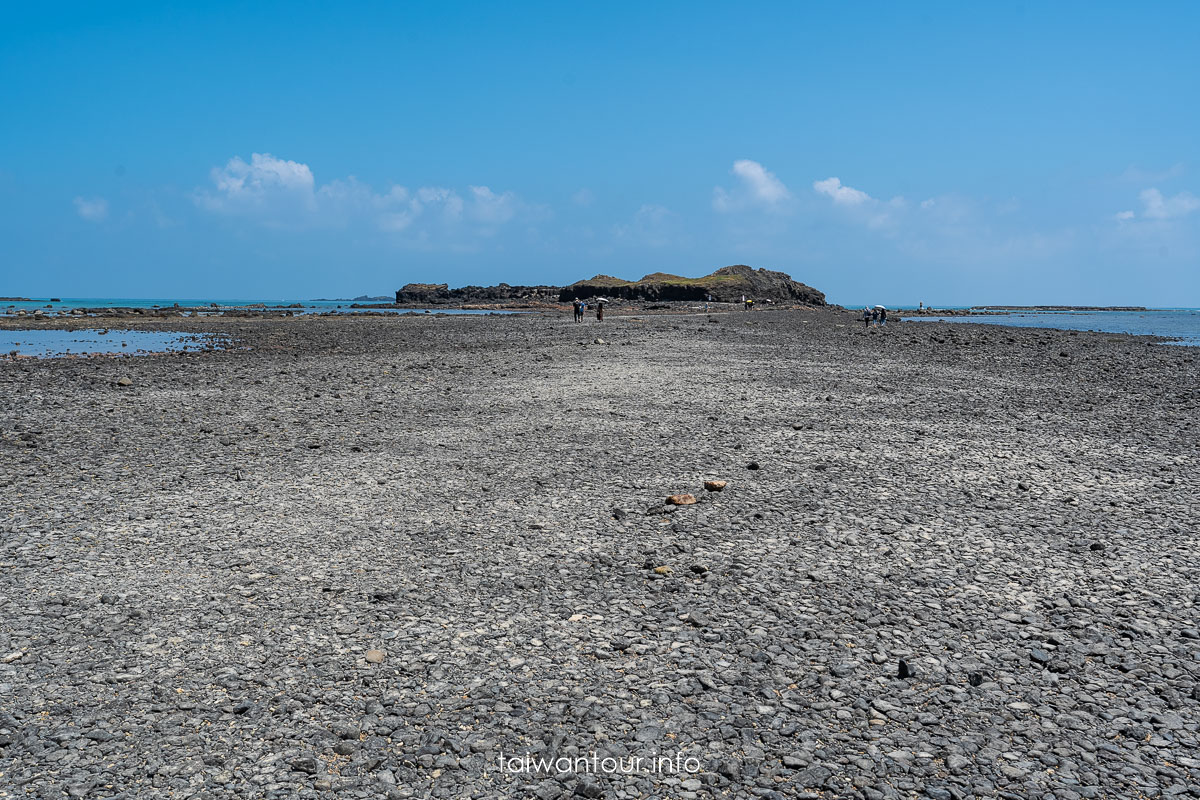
[1,309,1198,799]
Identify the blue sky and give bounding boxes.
[2,1,1198,305]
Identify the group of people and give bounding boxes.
[861,306,888,327]
[572,299,604,322]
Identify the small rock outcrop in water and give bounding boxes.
[559,265,827,305]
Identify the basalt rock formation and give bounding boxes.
[558,265,826,305]
[394,283,560,304]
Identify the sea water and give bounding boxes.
[900,309,1200,346]
[0,298,519,316]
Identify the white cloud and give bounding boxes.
[812,176,913,229]
[572,188,594,207]
[412,186,465,220]
[468,186,517,225]
[223,153,312,193]
[194,153,529,244]
[1114,210,1135,221]
[713,159,790,212]
[198,153,315,216]
[614,204,681,247]
[1139,187,1200,219]
[733,160,789,204]
[813,177,871,206]
[73,196,108,221]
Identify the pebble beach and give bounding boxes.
[2,309,1199,799]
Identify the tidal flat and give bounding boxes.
[1,309,1198,799]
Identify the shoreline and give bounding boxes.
[3,304,1195,353]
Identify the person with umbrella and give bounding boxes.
[875,305,887,326]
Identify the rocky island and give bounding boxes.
[393,265,827,307]
[558,265,826,304]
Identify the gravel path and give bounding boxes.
[2,310,1198,799]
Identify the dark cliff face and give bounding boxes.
[559,281,709,302]
[558,265,827,306]
[395,283,560,304]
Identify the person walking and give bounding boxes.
[862,307,871,328]
[596,300,605,322]
[572,299,581,322]
[879,307,887,326]
[871,307,879,326]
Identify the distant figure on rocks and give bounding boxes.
[879,307,887,326]
[596,301,604,322]
[744,298,754,311]
[918,301,924,311]
[871,308,879,326]
[572,300,582,322]
[862,307,871,328]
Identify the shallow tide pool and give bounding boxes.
[1,329,227,358]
